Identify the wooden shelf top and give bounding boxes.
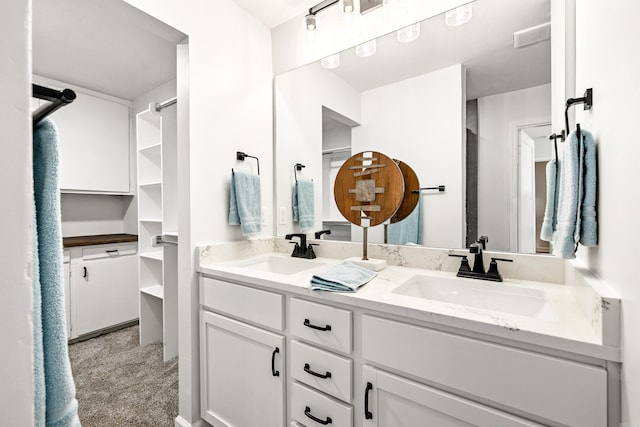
[63,233,138,248]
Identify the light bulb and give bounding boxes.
[321,53,340,69]
[356,39,377,57]
[445,3,473,26]
[342,0,354,14]
[397,22,421,43]
[305,13,316,31]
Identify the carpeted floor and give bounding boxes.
[68,325,178,427]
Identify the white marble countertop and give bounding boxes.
[198,251,621,362]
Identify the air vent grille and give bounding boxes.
[513,22,551,48]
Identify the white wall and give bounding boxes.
[476,83,551,252]
[275,62,361,236]
[271,0,472,75]
[0,0,35,424]
[574,1,640,424]
[121,2,272,424]
[60,194,132,236]
[352,64,466,248]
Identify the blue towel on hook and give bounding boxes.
[33,119,80,427]
[293,180,314,231]
[229,171,262,237]
[310,261,377,292]
[388,199,422,245]
[540,159,558,242]
[552,129,598,258]
[580,131,597,246]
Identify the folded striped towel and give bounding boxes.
[310,261,377,292]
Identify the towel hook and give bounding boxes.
[236,151,260,175]
[294,163,305,182]
[564,88,593,137]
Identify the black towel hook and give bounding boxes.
[564,88,593,137]
[294,163,305,182]
[236,151,260,175]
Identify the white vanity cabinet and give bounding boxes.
[198,269,616,427]
[199,277,285,427]
[362,365,543,427]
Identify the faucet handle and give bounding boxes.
[486,257,513,281]
[448,254,471,273]
[477,236,488,250]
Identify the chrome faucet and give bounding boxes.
[449,236,512,282]
[285,234,317,259]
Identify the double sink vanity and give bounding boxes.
[196,238,621,427]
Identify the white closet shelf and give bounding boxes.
[140,285,164,300]
[139,218,162,223]
[140,252,163,261]
[138,142,161,154]
[139,181,162,188]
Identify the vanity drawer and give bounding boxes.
[290,298,352,354]
[200,277,283,331]
[291,340,352,402]
[362,315,607,427]
[291,381,352,427]
[82,242,136,260]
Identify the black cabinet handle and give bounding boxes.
[304,363,332,379]
[365,382,373,420]
[304,406,332,425]
[105,249,119,256]
[271,347,280,377]
[304,318,332,331]
[82,266,87,278]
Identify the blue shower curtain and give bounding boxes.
[33,118,81,427]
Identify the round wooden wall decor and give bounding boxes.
[334,151,404,227]
[391,160,420,223]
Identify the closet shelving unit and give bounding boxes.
[136,103,178,361]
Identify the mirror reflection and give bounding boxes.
[275,0,551,254]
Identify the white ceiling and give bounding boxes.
[325,0,551,99]
[32,0,186,100]
[233,0,318,29]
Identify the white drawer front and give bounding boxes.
[82,243,137,260]
[291,340,352,402]
[362,315,607,427]
[290,298,352,354]
[201,277,284,331]
[291,382,352,427]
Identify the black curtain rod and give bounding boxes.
[32,83,76,126]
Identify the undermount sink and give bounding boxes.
[393,274,555,320]
[237,255,324,275]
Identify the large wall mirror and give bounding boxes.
[275,0,551,254]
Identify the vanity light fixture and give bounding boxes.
[356,39,377,57]
[445,3,473,26]
[306,0,348,31]
[305,13,317,31]
[321,53,341,69]
[343,0,355,14]
[396,22,421,43]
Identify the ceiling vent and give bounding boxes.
[513,22,551,48]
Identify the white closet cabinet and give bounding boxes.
[362,366,543,427]
[200,310,285,427]
[75,248,138,336]
[53,87,131,194]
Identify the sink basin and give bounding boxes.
[393,274,555,319]
[237,255,324,275]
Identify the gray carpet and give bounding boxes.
[68,325,178,426]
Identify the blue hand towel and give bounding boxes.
[293,180,314,231]
[552,129,598,258]
[33,119,80,427]
[310,261,377,292]
[580,130,597,246]
[388,199,422,245]
[229,171,262,237]
[540,159,558,242]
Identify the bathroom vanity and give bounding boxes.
[196,238,620,427]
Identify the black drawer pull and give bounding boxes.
[365,382,373,420]
[304,406,332,425]
[271,347,280,377]
[304,363,332,379]
[82,266,87,278]
[304,318,332,331]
